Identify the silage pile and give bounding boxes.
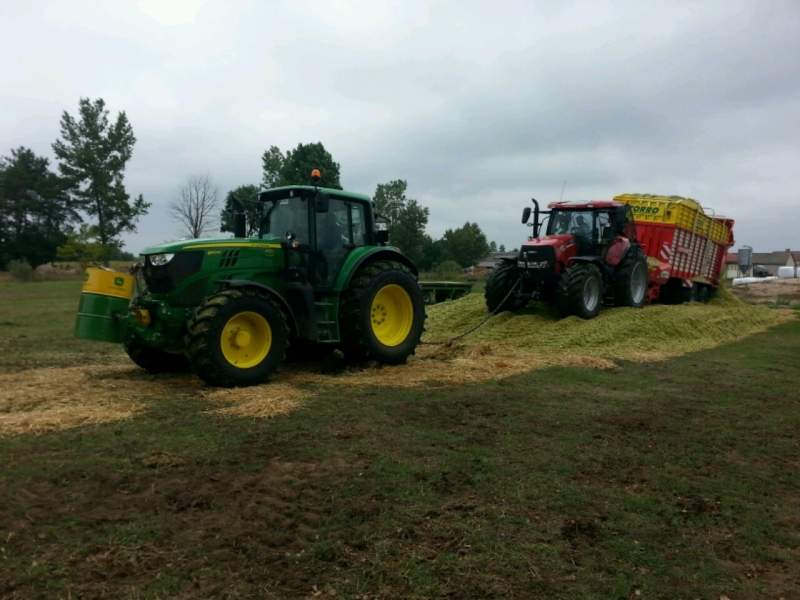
[423,286,790,361]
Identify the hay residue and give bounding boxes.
[204,383,307,418]
[423,290,790,361]
[1,288,792,435]
[0,366,168,435]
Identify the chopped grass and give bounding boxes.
[424,288,790,360]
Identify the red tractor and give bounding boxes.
[485,199,648,319]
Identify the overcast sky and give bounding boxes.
[2,0,799,254]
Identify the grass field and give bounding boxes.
[1,282,799,599]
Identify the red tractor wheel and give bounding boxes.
[557,263,603,319]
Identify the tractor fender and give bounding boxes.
[605,236,631,266]
[338,248,418,291]
[215,279,299,336]
[566,256,607,280]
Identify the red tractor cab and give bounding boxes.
[485,199,648,319]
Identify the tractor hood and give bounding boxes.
[522,234,575,252]
[140,236,283,255]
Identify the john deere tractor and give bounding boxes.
[75,173,426,387]
[485,199,648,319]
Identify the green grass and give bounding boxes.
[1,282,799,599]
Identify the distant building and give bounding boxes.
[725,249,797,278]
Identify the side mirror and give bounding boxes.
[375,229,389,245]
[521,207,531,224]
[315,192,330,213]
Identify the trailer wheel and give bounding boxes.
[185,289,288,387]
[339,261,425,364]
[557,263,603,319]
[614,245,648,308]
[124,341,190,373]
[485,261,525,312]
[696,285,710,304]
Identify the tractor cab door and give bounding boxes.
[262,196,313,274]
[314,198,367,287]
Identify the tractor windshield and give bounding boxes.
[260,197,310,244]
[547,210,594,237]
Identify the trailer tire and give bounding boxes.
[485,261,525,312]
[557,263,603,319]
[124,341,190,374]
[185,289,288,387]
[614,245,648,308]
[696,285,710,304]
[339,261,425,364]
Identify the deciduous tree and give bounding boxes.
[169,173,220,238]
[441,222,490,268]
[52,97,149,263]
[220,184,261,237]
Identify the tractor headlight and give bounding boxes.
[149,253,175,266]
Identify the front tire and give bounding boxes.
[557,263,603,319]
[484,261,525,312]
[614,245,648,308]
[124,340,190,374]
[185,289,288,387]
[340,261,425,364]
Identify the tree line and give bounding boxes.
[217,143,494,271]
[0,97,147,269]
[1,98,497,272]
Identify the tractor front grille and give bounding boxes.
[518,246,557,283]
[142,251,204,294]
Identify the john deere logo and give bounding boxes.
[113,277,125,287]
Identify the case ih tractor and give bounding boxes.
[485,199,648,319]
[75,172,426,387]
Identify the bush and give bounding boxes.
[8,259,33,282]
[433,260,463,277]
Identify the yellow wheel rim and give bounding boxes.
[370,284,413,347]
[220,311,272,368]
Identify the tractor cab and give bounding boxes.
[537,201,638,257]
[258,184,375,287]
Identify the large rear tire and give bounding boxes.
[557,263,603,319]
[339,261,425,364]
[484,261,525,312]
[614,245,648,308]
[185,289,288,387]
[124,341,190,374]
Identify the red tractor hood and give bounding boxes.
[522,234,575,250]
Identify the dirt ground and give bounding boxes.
[731,278,800,304]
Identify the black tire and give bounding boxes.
[339,261,425,364]
[124,340,190,374]
[557,263,603,319]
[484,261,525,312]
[185,289,288,387]
[695,285,710,304]
[614,245,648,308]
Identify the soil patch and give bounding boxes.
[731,278,800,304]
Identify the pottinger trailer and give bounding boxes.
[613,194,735,304]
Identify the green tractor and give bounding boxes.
[75,173,426,387]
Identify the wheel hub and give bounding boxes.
[233,330,251,348]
